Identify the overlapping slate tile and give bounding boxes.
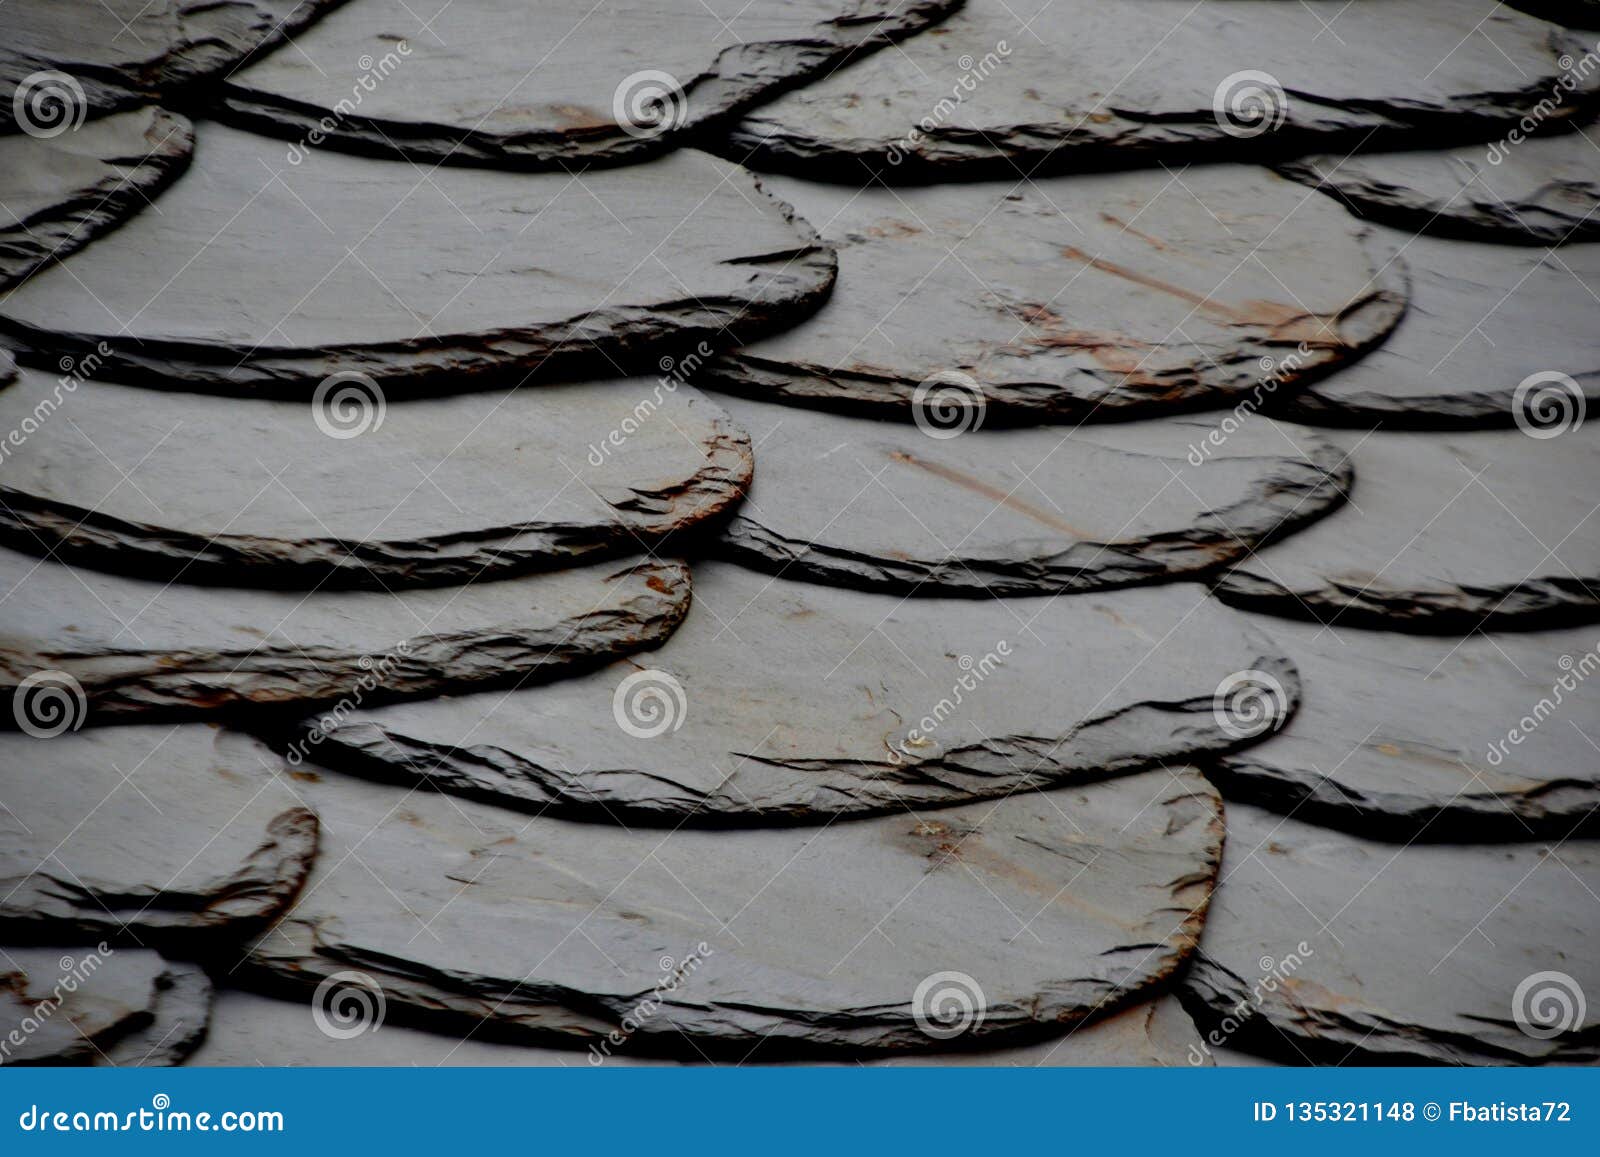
[0,108,193,291]
[1,947,210,1066]
[0,125,835,394]
[1181,804,1600,1064]
[0,549,688,724]
[697,168,1404,424]
[1263,231,1600,428]
[710,394,1350,595]
[1,1,336,132]
[301,562,1296,822]
[216,0,960,169]
[238,757,1223,1055]
[1280,130,1600,247]
[722,0,1597,181]
[0,726,315,947]
[1213,430,1600,631]
[0,367,748,586]
[1205,620,1600,841]
[1509,0,1600,26]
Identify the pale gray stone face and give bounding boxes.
[1,1,337,129]
[1282,131,1600,248]
[0,948,211,1067]
[217,0,961,167]
[1263,230,1600,429]
[0,550,689,723]
[722,0,1596,179]
[1183,804,1600,1065]
[0,727,315,948]
[696,167,1405,424]
[0,126,835,393]
[237,760,1223,1056]
[302,562,1296,822]
[1207,618,1600,841]
[1214,428,1600,632]
[0,109,193,291]
[0,367,749,587]
[710,394,1350,596]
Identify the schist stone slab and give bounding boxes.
[1205,620,1600,842]
[0,125,835,394]
[0,108,193,291]
[1181,805,1600,1065]
[0,549,689,724]
[0,367,749,587]
[238,758,1224,1056]
[1281,131,1600,247]
[721,0,1598,181]
[302,562,1297,823]
[709,393,1351,596]
[1214,429,1600,632]
[1263,231,1600,428]
[216,0,960,168]
[0,726,315,948]
[1,1,335,131]
[0,947,211,1066]
[696,168,1405,425]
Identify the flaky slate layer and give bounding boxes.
[697,167,1405,424]
[239,762,1223,1056]
[0,126,836,394]
[0,368,749,587]
[215,0,961,169]
[0,109,193,291]
[1180,805,1600,1065]
[0,552,690,724]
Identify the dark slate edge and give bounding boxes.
[1178,952,1600,1066]
[235,778,1224,1057]
[710,439,1353,597]
[0,561,691,726]
[1507,0,1600,31]
[1265,369,1600,430]
[0,418,748,587]
[101,959,214,1067]
[0,808,318,951]
[692,256,1407,426]
[0,225,838,397]
[1211,568,1600,633]
[286,651,1300,827]
[1201,758,1600,844]
[0,110,195,292]
[208,0,962,170]
[716,47,1600,184]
